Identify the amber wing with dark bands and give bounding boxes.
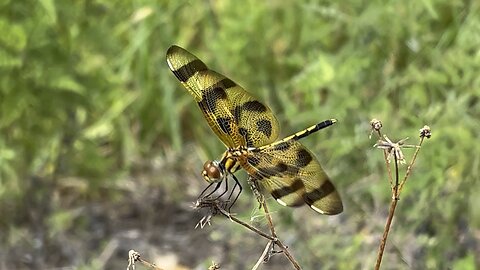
[166,45,279,148]
[245,140,343,215]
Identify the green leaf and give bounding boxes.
[38,0,57,25]
[0,19,26,52]
[452,253,476,270]
[0,49,22,68]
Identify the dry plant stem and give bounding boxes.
[252,241,274,270]
[138,258,164,270]
[398,137,425,193]
[374,154,400,270]
[127,250,164,270]
[375,136,424,270]
[216,200,301,269]
[376,130,394,189]
[260,200,302,270]
[261,199,277,237]
[374,195,399,270]
[393,152,399,196]
[216,206,275,241]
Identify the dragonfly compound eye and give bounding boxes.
[202,160,223,183]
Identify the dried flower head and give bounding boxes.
[370,119,383,131]
[419,125,432,138]
[208,261,220,270]
[194,197,224,228]
[369,119,383,139]
[374,135,418,164]
[127,250,141,270]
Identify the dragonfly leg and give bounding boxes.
[198,181,221,199]
[227,174,243,212]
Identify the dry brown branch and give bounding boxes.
[252,241,274,270]
[371,122,431,270]
[195,190,302,269]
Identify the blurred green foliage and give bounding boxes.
[0,0,479,269]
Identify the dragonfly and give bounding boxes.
[166,45,343,215]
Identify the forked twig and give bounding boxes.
[398,135,427,194]
[215,203,276,241]
[371,122,431,270]
[374,154,400,270]
[252,241,274,270]
[371,119,394,188]
[260,199,301,269]
[195,190,302,269]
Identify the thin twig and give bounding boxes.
[375,130,394,189]
[252,241,274,270]
[372,124,431,270]
[374,153,400,270]
[260,199,277,237]
[398,136,425,193]
[127,250,164,270]
[374,196,399,270]
[215,205,276,241]
[195,179,303,269]
[248,177,302,269]
[205,196,302,269]
[371,120,394,189]
[393,150,399,199]
[260,200,302,270]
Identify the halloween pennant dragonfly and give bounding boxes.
[166,45,343,215]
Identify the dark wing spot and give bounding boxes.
[217,117,232,135]
[296,149,313,168]
[172,59,207,82]
[286,165,300,175]
[232,105,242,124]
[271,178,305,206]
[242,101,267,112]
[219,78,236,89]
[262,162,298,176]
[199,84,227,112]
[200,86,227,113]
[206,78,237,92]
[303,180,335,206]
[232,100,267,125]
[257,167,277,177]
[290,178,305,191]
[205,78,237,99]
[256,119,272,138]
[203,86,227,102]
[257,161,288,177]
[239,127,254,147]
[273,141,291,152]
[275,162,288,173]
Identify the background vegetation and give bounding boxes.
[1,0,479,269]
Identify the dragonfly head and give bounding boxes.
[202,160,225,183]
